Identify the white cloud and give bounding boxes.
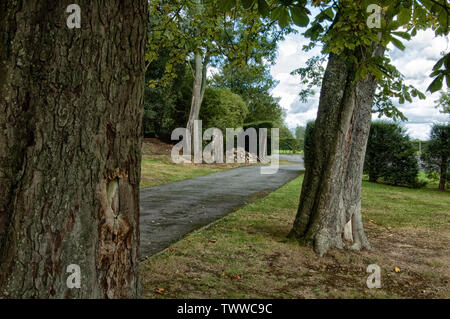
[404,123,433,140]
[270,29,322,115]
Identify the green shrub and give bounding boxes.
[365,121,424,188]
[421,124,450,191]
[200,88,248,133]
[279,138,299,153]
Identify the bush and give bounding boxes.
[421,124,450,191]
[200,88,248,133]
[365,121,424,188]
[279,138,300,153]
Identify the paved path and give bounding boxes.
[139,155,304,257]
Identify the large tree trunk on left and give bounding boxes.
[0,0,147,298]
[289,40,386,256]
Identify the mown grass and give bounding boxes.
[275,150,304,154]
[362,180,450,229]
[140,155,244,188]
[142,175,450,299]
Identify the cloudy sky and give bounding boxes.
[270,28,449,140]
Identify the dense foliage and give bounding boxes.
[365,121,423,188]
[200,88,248,132]
[143,58,192,140]
[421,124,450,190]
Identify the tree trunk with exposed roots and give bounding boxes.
[289,42,385,256]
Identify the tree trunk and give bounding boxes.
[186,54,208,135]
[289,42,385,256]
[439,157,447,191]
[0,0,147,298]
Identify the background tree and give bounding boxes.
[143,59,193,140]
[421,124,450,191]
[0,1,147,298]
[148,0,291,138]
[212,63,285,126]
[295,125,306,140]
[295,125,306,151]
[435,89,450,114]
[364,122,423,188]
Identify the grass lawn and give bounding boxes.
[275,150,304,154]
[140,155,246,188]
[141,175,450,299]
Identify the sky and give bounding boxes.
[270,28,449,140]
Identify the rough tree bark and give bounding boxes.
[289,41,386,256]
[0,0,147,298]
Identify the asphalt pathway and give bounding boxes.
[139,154,304,257]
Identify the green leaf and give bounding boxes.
[304,23,324,41]
[430,69,442,77]
[433,55,445,71]
[405,92,412,103]
[387,20,401,31]
[397,7,412,25]
[271,7,290,28]
[444,53,450,69]
[218,0,236,12]
[241,0,254,10]
[392,31,411,40]
[257,0,270,17]
[290,7,309,27]
[390,36,406,51]
[323,7,334,20]
[427,74,444,93]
